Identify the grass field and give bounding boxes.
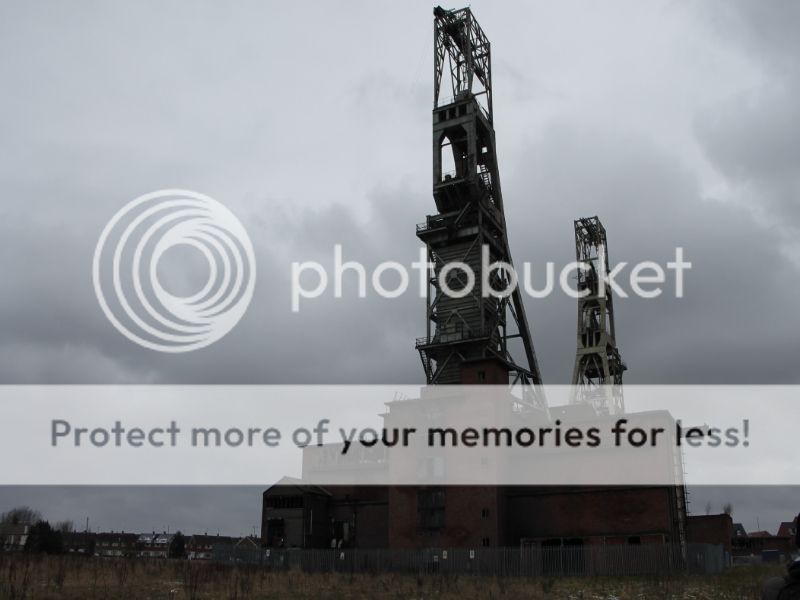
[0,553,783,599]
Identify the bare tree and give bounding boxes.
[705,501,712,515]
[723,502,733,516]
[0,506,42,525]
[54,520,74,533]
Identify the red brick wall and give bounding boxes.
[686,514,733,552]
[388,486,504,549]
[506,486,677,543]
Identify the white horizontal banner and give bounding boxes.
[0,385,795,485]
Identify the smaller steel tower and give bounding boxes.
[569,216,626,415]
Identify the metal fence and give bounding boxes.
[212,543,726,577]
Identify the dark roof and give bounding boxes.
[236,536,261,547]
[62,531,94,544]
[748,531,772,538]
[137,532,175,545]
[777,520,797,538]
[188,534,236,547]
[95,532,138,543]
[0,523,29,536]
[732,523,747,537]
[263,476,331,497]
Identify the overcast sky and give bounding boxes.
[0,1,798,535]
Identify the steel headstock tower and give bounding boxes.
[416,6,545,410]
[569,216,626,415]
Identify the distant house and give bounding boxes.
[748,530,772,538]
[186,534,235,560]
[777,517,797,548]
[732,523,747,538]
[0,523,30,552]
[236,536,261,549]
[732,522,794,560]
[137,532,175,558]
[62,531,95,555]
[95,532,138,557]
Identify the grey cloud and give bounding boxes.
[694,1,800,228]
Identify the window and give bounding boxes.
[627,536,641,545]
[265,495,303,509]
[418,488,446,531]
[481,508,490,519]
[481,537,491,547]
[477,370,486,382]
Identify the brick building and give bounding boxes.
[187,534,235,560]
[263,386,687,551]
[95,532,138,557]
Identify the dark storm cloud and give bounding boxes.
[695,0,800,227]
[503,123,800,384]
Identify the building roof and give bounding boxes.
[0,523,29,537]
[777,520,797,538]
[95,532,139,544]
[748,530,772,538]
[236,536,261,547]
[732,523,747,537]
[188,534,235,547]
[263,476,331,497]
[137,532,175,545]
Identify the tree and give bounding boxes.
[54,520,74,533]
[1,506,42,525]
[705,501,712,515]
[169,532,186,559]
[24,521,63,554]
[723,502,733,516]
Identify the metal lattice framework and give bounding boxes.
[434,6,492,119]
[417,6,545,411]
[569,216,626,415]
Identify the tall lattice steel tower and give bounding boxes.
[569,216,626,415]
[416,6,545,410]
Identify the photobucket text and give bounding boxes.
[290,245,691,312]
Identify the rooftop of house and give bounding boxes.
[777,519,797,538]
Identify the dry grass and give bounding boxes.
[0,553,783,599]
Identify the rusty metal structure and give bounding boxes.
[569,216,626,415]
[416,6,545,410]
